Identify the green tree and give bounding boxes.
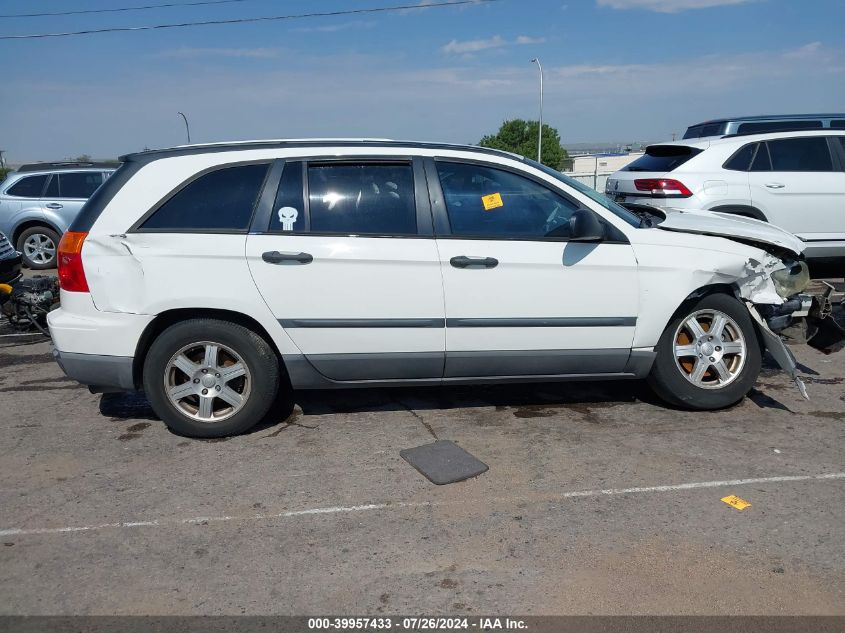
[479,119,569,169]
[0,168,9,183]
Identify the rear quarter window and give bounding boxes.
[723,143,757,171]
[622,146,703,173]
[138,163,269,232]
[6,174,48,198]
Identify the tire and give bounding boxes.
[143,318,281,438]
[647,293,762,410]
[17,226,61,270]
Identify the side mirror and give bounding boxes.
[569,208,605,242]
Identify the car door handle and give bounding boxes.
[450,255,499,269]
[45,203,63,209]
[764,183,785,189]
[262,250,313,265]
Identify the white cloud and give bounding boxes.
[156,47,280,59]
[294,20,376,33]
[597,0,755,12]
[441,35,544,54]
[442,35,507,54]
[783,41,823,59]
[515,35,546,45]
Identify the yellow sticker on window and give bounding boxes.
[721,495,751,510]
[481,192,503,211]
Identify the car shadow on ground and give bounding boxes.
[97,353,800,435]
[98,379,656,433]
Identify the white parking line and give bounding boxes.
[1,472,843,538]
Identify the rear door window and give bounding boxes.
[269,162,305,233]
[306,162,417,235]
[622,146,703,173]
[58,172,105,198]
[6,174,48,198]
[766,137,834,172]
[832,121,845,129]
[750,143,772,171]
[44,174,60,197]
[139,163,269,231]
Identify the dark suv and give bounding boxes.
[0,230,22,285]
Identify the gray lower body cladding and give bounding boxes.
[285,349,656,389]
[52,347,135,392]
[50,347,658,393]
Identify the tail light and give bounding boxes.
[634,178,693,198]
[57,231,89,292]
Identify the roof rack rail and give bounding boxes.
[17,161,118,173]
[119,139,526,164]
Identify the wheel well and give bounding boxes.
[660,284,738,335]
[12,220,61,246]
[669,283,765,349]
[132,308,286,389]
[709,205,767,222]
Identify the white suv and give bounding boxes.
[605,131,845,260]
[48,139,825,438]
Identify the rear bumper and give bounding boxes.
[51,346,136,391]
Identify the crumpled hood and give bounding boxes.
[657,208,805,257]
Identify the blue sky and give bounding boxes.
[0,0,843,160]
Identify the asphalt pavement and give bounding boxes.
[1,305,843,615]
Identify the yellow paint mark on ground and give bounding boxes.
[721,495,752,510]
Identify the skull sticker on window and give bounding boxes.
[277,206,299,231]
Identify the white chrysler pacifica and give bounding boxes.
[48,140,831,437]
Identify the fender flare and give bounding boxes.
[12,219,63,247]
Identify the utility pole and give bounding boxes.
[177,112,192,144]
[530,58,543,163]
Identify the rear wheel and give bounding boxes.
[648,294,761,410]
[17,226,60,270]
[143,318,280,437]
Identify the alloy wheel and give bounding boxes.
[23,233,56,265]
[164,341,251,422]
[673,309,747,389]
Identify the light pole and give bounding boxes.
[177,111,191,144]
[530,58,543,163]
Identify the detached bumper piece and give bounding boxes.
[769,285,845,356]
[746,304,808,400]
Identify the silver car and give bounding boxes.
[0,163,114,269]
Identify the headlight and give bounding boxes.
[771,260,810,297]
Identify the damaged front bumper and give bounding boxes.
[758,284,845,356]
[747,283,845,400]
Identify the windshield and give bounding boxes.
[525,158,642,228]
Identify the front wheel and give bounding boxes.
[648,294,762,410]
[143,318,281,437]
